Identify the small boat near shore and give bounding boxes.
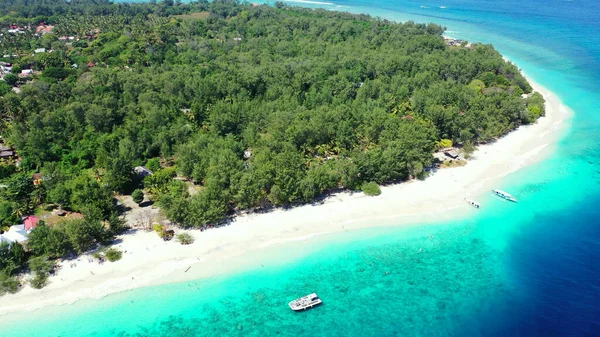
[492,189,517,202]
[289,293,322,311]
[465,198,480,209]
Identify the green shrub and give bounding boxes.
[29,273,48,289]
[108,213,128,235]
[0,164,17,179]
[28,255,54,289]
[92,251,103,260]
[132,189,144,204]
[0,81,11,96]
[436,139,453,149]
[105,248,122,262]
[0,273,19,295]
[176,233,194,245]
[462,142,476,159]
[145,158,161,172]
[361,182,381,196]
[3,73,17,86]
[28,256,54,274]
[153,224,165,238]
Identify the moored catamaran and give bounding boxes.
[492,189,517,202]
[465,198,480,209]
[288,293,322,311]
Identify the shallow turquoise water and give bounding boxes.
[5,221,518,337]
[3,1,600,336]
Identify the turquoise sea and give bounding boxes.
[3,0,600,336]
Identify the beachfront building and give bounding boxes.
[0,216,39,244]
[23,216,39,231]
[0,225,28,244]
[444,149,460,159]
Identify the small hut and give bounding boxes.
[444,149,460,159]
[23,216,39,231]
[134,166,153,178]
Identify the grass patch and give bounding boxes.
[176,232,194,245]
[105,248,122,262]
[174,11,210,20]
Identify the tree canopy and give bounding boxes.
[1,0,544,232]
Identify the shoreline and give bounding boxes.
[0,78,571,317]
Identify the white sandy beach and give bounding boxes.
[0,79,571,316]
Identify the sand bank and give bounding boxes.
[0,79,571,316]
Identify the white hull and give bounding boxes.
[289,293,322,311]
[465,199,480,209]
[492,189,517,202]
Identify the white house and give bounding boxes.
[0,225,28,244]
[134,166,153,177]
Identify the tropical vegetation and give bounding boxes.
[0,0,545,291]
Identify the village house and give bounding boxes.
[7,25,25,34]
[23,216,39,231]
[0,150,14,160]
[84,28,100,40]
[443,37,472,48]
[1,62,12,73]
[0,144,15,160]
[444,149,460,159]
[35,24,54,35]
[0,216,39,244]
[0,63,11,79]
[0,225,28,244]
[18,69,33,78]
[53,209,67,216]
[33,173,43,185]
[134,166,153,178]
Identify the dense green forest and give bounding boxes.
[0,0,545,292]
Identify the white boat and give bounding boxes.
[492,189,517,202]
[288,293,322,311]
[465,198,480,209]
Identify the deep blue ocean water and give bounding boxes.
[2,1,600,336]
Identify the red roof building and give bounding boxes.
[35,25,54,35]
[33,173,42,185]
[23,216,39,231]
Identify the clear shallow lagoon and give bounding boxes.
[3,0,600,336]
